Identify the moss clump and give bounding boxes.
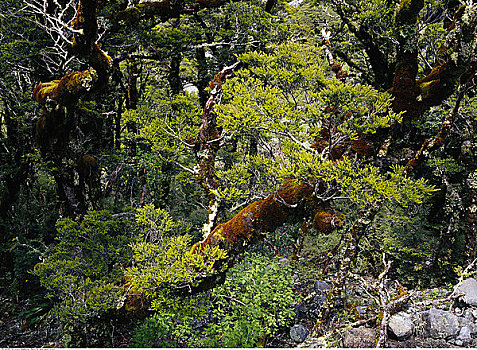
[190,180,314,254]
[32,69,98,105]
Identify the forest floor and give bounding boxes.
[0,294,54,347]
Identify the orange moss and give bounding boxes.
[78,154,98,170]
[351,137,374,157]
[190,180,313,254]
[311,127,330,153]
[313,206,345,233]
[121,277,148,318]
[330,62,348,80]
[91,44,112,77]
[331,142,348,160]
[33,69,98,105]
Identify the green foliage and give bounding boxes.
[126,234,227,290]
[32,211,135,345]
[135,204,191,242]
[132,253,295,348]
[125,91,202,158]
[130,313,177,348]
[215,42,436,209]
[199,253,295,347]
[358,202,440,286]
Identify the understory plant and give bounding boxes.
[131,252,295,347]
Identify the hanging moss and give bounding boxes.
[32,69,98,105]
[350,137,374,157]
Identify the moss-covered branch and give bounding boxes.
[191,179,314,255]
[33,69,98,106]
[31,0,111,217]
[33,0,111,106]
[416,5,477,110]
[390,0,424,118]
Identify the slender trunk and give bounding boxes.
[196,47,209,106]
[115,96,123,150]
[126,59,138,157]
[168,52,182,96]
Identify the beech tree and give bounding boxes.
[6,0,477,345]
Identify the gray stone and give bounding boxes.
[313,294,326,305]
[356,306,367,316]
[343,327,376,348]
[290,324,309,343]
[423,308,460,339]
[472,309,477,319]
[278,257,290,265]
[293,304,307,322]
[457,278,477,307]
[464,309,474,323]
[314,280,331,294]
[457,326,472,341]
[388,312,414,340]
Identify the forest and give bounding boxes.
[1,0,477,347]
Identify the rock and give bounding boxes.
[278,257,290,265]
[457,278,477,307]
[422,308,460,339]
[342,327,376,348]
[356,306,367,316]
[290,324,309,343]
[314,280,331,294]
[457,326,472,342]
[464,309,474,323]
[312,294,326,305]
[388,312,414,340]
[293,304,307,322]
[472,309,477,319]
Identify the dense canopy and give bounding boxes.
[1,0,477,347]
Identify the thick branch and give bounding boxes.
[416,5,477,110]
[391,0,424,118]
[32,69,98,106]
[191,179,314,255]
[195,62,241,236]
[334,2,392,89]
